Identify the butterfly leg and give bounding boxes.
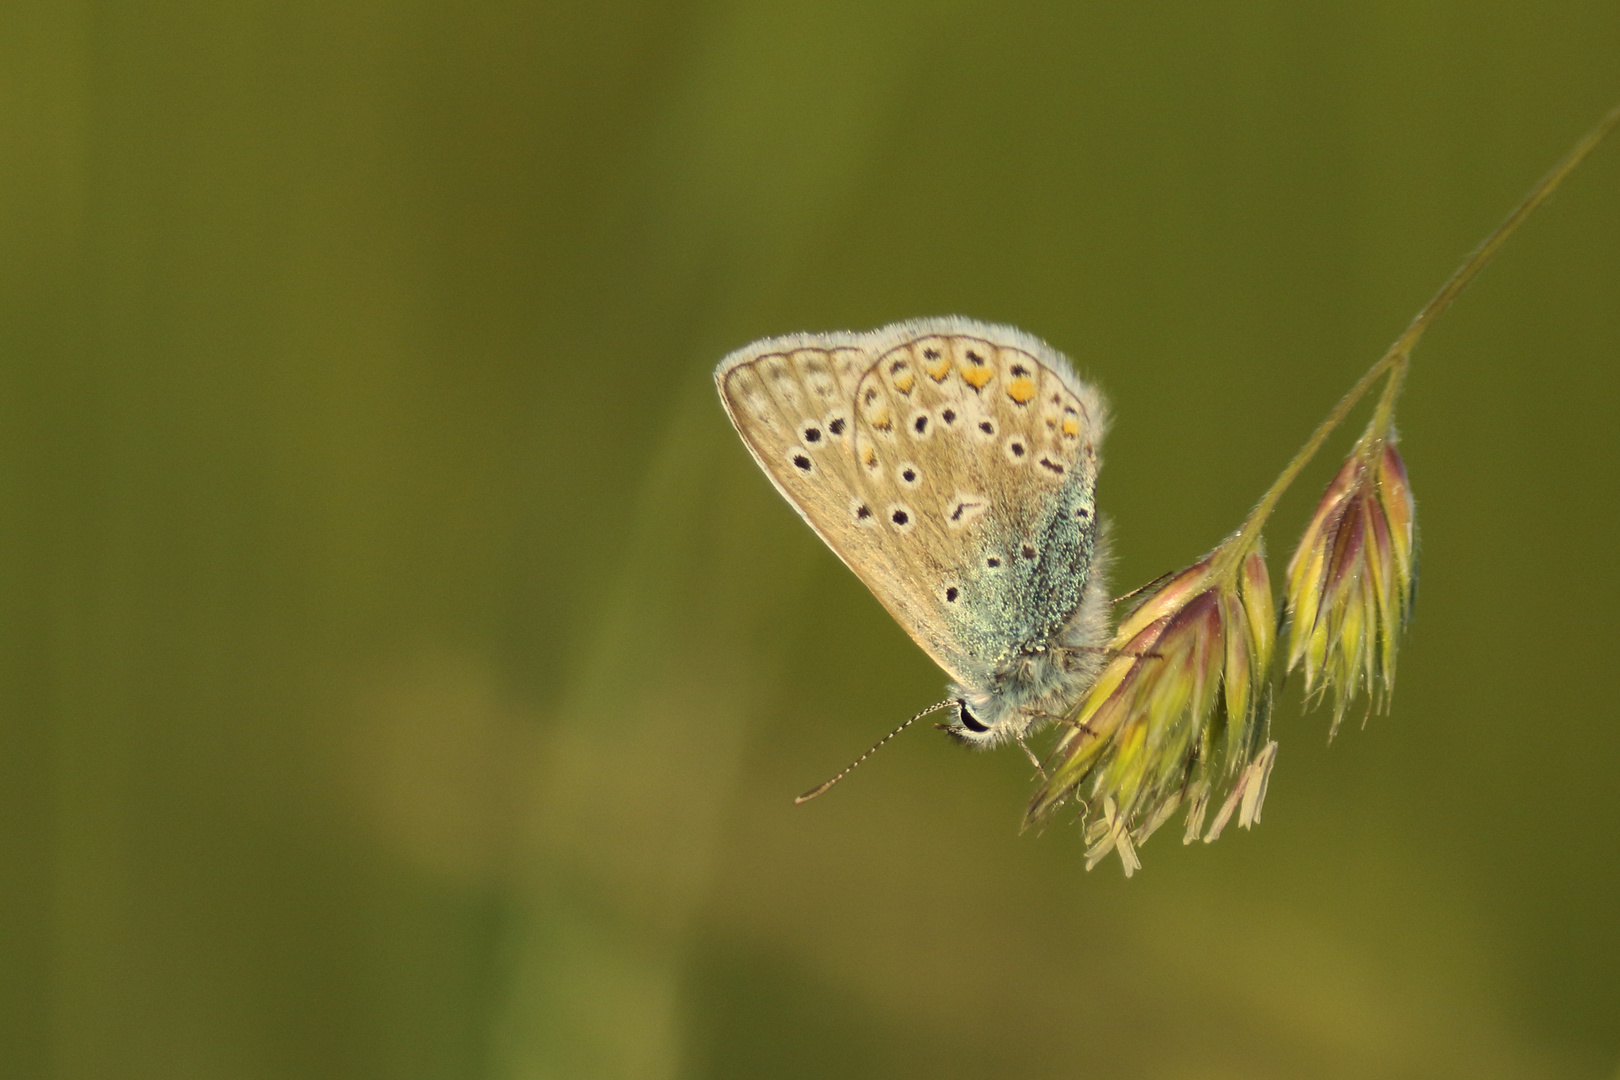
[1111,568,1179,607]
[1056,644,1164,670]
[1014,730,1048,781]
[1032,711,1102,745]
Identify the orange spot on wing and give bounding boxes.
[1062,417,1080,437]
[961,364,993,390]
[1007,377,1035,404]
[926,354,952,381]
[893,373,915,394]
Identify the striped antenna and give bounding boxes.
[794,699,958,804]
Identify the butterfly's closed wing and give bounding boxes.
[716,318,1105,692]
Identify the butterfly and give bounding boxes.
[715,317,1110,795]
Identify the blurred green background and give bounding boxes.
[3,2,1618,1078]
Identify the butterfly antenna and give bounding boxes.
[793,699,957,805]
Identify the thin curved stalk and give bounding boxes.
[1215,100,1620,576]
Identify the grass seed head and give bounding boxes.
[1284,437,1417,734]
[1027,544,1280,875]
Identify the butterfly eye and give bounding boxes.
[957,704,990,734]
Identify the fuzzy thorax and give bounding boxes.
[941,528,1113,748]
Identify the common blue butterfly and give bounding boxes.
[716,317,1110,792]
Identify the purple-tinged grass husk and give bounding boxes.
[1026,546,1279,875]
[1284,437,1417,734]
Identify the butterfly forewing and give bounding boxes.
[716,317,1104,686]
[715,341,888,575]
